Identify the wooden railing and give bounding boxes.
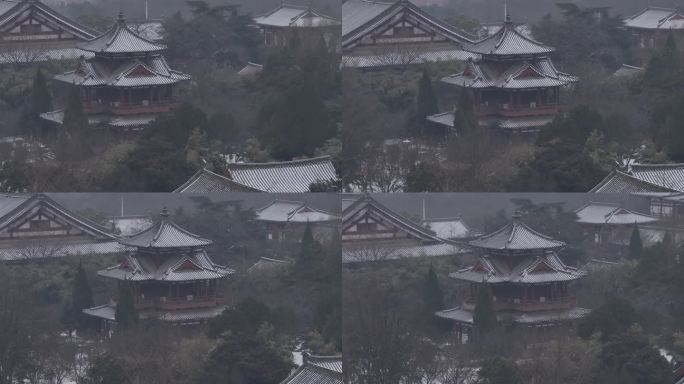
[134,294,225,311]
[476,104,564,118]
[84,100,178,115]
[463,296,576,312]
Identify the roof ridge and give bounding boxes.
[226,155,332,168]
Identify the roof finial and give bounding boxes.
[160,207,169,218]
[512,210,522,221]
[504,1,511,23]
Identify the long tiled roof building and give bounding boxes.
[342,194,466,262]
[436,214,589,344]
[0,0,97,63]
[84,208,234,326]
[342,0,475,68]
[280,353,343,384]
[175,156,338,193]
[590,163,684,218]
[0,193,123,261]
[41,11,190,131]
[434,12,577,133]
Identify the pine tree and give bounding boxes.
[60,85,91,161]
[473,285,497,337]
[629,222,643,260]
[62,85,87,130]
[644,30,679,88]
[416,69,438,121]
[115,284,139,330]
[453,90,476,136]
[71,260,95,332]
[423,264,444,314]
[28,68,52,138]
[296,221,316,273]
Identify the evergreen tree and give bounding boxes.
[661,230,676,262]
[473,285,497,337]
[629,222,643,260]
[479,357,522,384]
[296,221,316,273]
[59,85,91,161]
[644,30,678,88]
[27,68,52,138]
[452,90,476,136]
[423,264,444,314]
[416,69,438,120]
[71,260,95,332]
[404,162,443,192]
[62,85,87,131]
[115,284,139,330]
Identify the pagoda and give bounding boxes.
[436,214,589,344]
[439,13,577,133]
[84,208,234,326]
[41,12,190,131]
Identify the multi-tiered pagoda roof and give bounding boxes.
[435,14,577,133]
[99,209,232,281]
[55,13,189,88]
[443,19,576,89]
[453,217,584,284]
[85,209,234,325]
[42,12,190,130]
[436,215,589,340]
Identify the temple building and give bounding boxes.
[435,13,577,133]
[435,214,589,344]
[279,353,343,384]
[590,163,684,218]
[0,193,123,262]
[342,194,466,263]
[174,156,338,193]
[341,0,475,68]
[575,202,661,246]
[255,200,340,244]
[84,208,234,326]
[0,0,97,63]
[41,12,190,131]
[254,3,340,49]
[623,7,684,65]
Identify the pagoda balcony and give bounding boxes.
[476,103,565,118]
[463,296,576,312]
[83,100,178,116]
[134,294,226,311]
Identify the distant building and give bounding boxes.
[84,208,234,327]
[237,62,263,77]
[280,353,343,384]
[436,13,577,133]
[341,0,475,68]
[623,7,684,65]
[0,0,97,64]
[41,12,190,131]
[575,202,660,245]
[422,217,477,241]
[436,214,589,344]
[612,64,644,79]
[254,3,340,49]
[174,156,339,193]
[255,200,339,243]
[590,163,684,218]
[342,194,466,262]
[0,193,123,262]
